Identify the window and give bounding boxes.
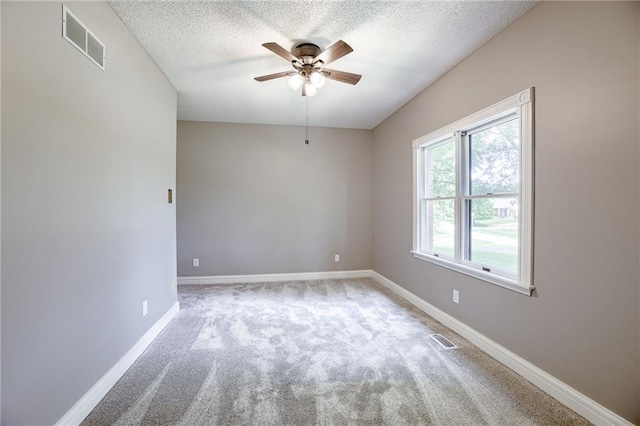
[412,88,534,295]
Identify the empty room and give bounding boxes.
[1,1,639,425]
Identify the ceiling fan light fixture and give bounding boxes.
[304,82,318,97]
[255,40,361,97]
[288,73,304,90]
[310,71,326,88]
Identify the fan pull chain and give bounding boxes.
[305,97,310,144]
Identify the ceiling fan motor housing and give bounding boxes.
[292,43,322,65]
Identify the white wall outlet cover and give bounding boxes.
[193,258,199,267]
[453,289,460,304]
[142,300,148,316]
[335,254,340,262]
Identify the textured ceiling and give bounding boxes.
[108,1,538,130]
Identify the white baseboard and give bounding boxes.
[178,269,373,286]
[56,301,180,426]
[370,271,632,426]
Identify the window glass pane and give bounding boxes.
[421,199,455,258]
[469,197,518,273]
[469,118,519,195]
[425,139,455,198]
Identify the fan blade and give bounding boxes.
[262,42,298,63]
[254,71,296,82]
[314,40,353,66]
[323,68,362,85]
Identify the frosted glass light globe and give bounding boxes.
[288,73,304,90]
[310,71,326,88]
[305,83,318,97]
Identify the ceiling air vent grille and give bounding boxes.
[62,5,105,70]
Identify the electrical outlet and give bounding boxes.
[453,289,459,304]
[335,254,340,262]
[142,300,148,316]
[171,279,176,293]
[193,258,199,267]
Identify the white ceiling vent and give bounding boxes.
[62,5,105,70]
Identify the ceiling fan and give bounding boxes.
[254,40,362,97]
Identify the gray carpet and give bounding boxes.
[82,278,590,425]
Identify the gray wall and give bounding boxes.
[373,1,639,422]
[177,121,372,276]
[1,2,177,424]
[0,2,3,421]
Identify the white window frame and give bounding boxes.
[412,88,534,295]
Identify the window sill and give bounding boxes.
[411,251,534,296]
